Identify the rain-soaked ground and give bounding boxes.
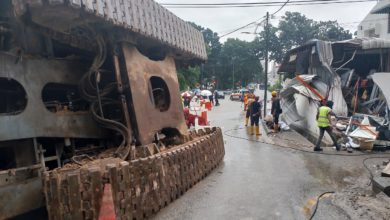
[152,98,390,220]
[12,94,390,220]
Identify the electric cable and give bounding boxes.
[77,26,131,160]
[217,0,372,37]
[224,127,389,219]
[220,17,266,38]
[362,156,389,186]
[309,191,336,220]
[271,0,290,16]
[223,127,390,156]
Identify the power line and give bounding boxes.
[219,24,259,36]
[162,0,376,8]
[272,0,290,15]
[220,17,266,38]
[215,0,376,38]
[219,0,289,38]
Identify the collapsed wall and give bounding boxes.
[278,38,390,145]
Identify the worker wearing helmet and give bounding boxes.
[243,93,249,111]
[314,100,340,152]
[245,96,255,126]
[271,91,282,133]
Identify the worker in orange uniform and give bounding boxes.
[271,91,282,133]
[243,93,249,111]
[249,96,262,136]
[245,96,255,126]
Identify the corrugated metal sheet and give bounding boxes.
[361,38,390,49]
[372,72,390,109]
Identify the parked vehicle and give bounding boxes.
[230,90,240,100]
[216,91,225,99]
[229,89,246,101]
[223,89,233,95]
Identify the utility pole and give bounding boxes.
[263,11,269,117]
[200,63,204,89]
[232,59,235,90]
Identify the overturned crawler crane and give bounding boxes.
[0,1,224,219]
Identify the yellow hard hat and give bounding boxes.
[272,91,277,97]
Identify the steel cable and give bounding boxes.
[77,26,131,160]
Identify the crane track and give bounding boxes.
[43,127,225,220]
[12,0,207,61]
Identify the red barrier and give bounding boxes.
[200,111,209,125]
[204,101,212,111]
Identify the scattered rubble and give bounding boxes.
[278,38,390,152]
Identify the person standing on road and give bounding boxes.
[250,96,262,136]
[314,100,340,152]
[243,93,249,111]
[209,93,214,106]
[271,91,282,133]
[214,90,220,106]
[245,96,255,126]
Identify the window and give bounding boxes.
[0,78,27,115]
[149,76,170,112]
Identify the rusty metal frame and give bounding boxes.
[120,44,188,145]
[0,52,107,141]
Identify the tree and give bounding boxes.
[177,12,352,90]
[315,21,352,41]
[177,66,201,91]
[177,23,222,90]
[257,12,353,63]
[219,38,263,89]
[188,22,222,85]
[277,12,317,61]
[253,25,283,64]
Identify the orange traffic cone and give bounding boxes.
[98,184,116,220]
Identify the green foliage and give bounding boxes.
[178,12,352,90]
[257,12,352,63]
[177,66,201,91]
[268,79,283,92]
[315,21,352,41]
[183,22,263,90]
[219,38,263,88]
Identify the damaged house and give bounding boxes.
[278,38,390,148]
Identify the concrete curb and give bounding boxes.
[260,120,271,136]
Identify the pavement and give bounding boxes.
[152,98,390,220]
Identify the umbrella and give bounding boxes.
[200,90,212,97]
[192,88,201,95]
[181,91,193,97]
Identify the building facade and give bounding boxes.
[357,0,390,38]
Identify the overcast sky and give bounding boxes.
[155,0,377,42]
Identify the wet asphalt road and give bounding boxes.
[152,99,369,220]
